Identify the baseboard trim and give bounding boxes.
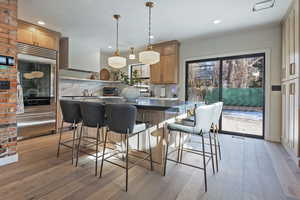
[282,144,300,167]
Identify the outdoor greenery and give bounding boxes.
[120,70,142,86]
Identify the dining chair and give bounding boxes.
[164,104,216,192]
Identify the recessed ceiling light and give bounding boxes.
[37,20,45,25]
[213,20,222,24]
[108,45,112,49]
[150,35,154,39]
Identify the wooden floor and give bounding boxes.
[1,133,300,200]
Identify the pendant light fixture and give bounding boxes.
[128,47,136,60]
[108,14,127,69]
[139,1,160,65]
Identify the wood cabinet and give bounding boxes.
[150,40,179,84]
[281,0,300,167]
[17,20,60,50]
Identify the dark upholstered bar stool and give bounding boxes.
[75,101,106,176]
[99,104,153,192]
[57,100,82,164]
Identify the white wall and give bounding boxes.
[179,25,282,142]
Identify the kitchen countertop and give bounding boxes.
[61,96,198,111]
[61,96,123,99]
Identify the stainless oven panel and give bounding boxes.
[17,105,56,140]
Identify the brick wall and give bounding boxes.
[0,0,18,165]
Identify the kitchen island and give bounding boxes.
[60,97,200,173]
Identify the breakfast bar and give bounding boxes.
[61,97,198,173]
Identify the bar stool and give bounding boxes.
[57,100,82,164]
[75,101,106,176]
[164,104,216,192]
[211,102,223,172]
[99,104,153,192]
[182,102,223,172]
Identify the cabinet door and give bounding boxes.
[35,30,57,50]
[150,62,162,84]
[161,55,178,84]
[150,46,162,84]
[289,80,299,155]
[282,83,288,145]
[288,80,299,155]
[282,22,287,81]
[161,44,177,56]
[289,9,296,77]
[285,16,291,79]
[17,26,35,45]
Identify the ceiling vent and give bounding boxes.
[253,0,275,12]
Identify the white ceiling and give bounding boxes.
[18,0,291,53]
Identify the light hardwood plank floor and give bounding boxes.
[0,133,300,200]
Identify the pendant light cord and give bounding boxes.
[148,5,152,46]
[116,18,119,51]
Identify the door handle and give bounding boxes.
[290,63,295,75]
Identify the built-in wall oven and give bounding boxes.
[17,46,57,139]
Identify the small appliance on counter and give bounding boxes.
[103,87,119,96]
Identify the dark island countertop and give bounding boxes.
[60,96,200,112]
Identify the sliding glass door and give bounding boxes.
[186,53,265,138]
[186,59,220,103]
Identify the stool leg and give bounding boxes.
[217,131,222,160]
[214,131,219,172]
[201,132,207,192]
[137,133,140,151]
[147,129,153,171]
[57,120,64,158]
[71,121,76,165]
[120,134,125,161]
[75,123,84,167]
[180,133,184,162]
[177,131,182,163]
[163,130,170,176]
[99,129,108,178]
[125,132,129,192]
[209,132,215,174]
[95,124,100,176]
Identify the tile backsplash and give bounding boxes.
[59,79,124,97]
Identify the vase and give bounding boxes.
[121,86,140,102]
